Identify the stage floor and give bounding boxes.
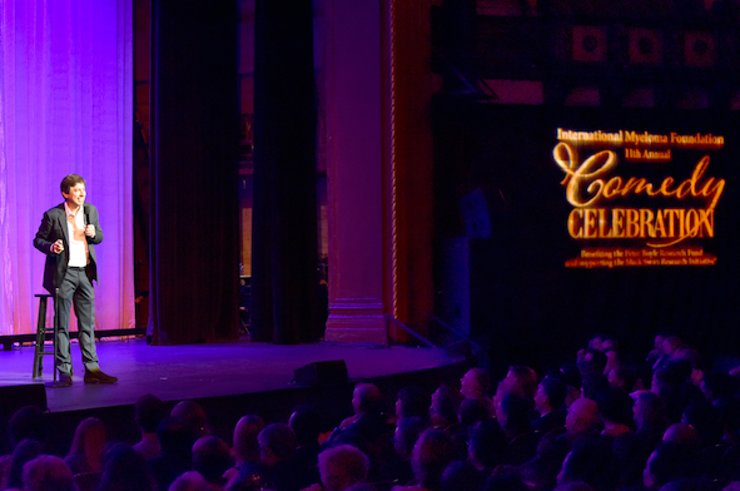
[0,337,464,413]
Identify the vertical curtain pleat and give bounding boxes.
[148,0,240,344]
[251,0,322,343]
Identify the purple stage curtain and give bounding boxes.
[0,0,134,334]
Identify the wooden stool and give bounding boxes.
[32,293,57,381]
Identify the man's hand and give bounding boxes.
[84,224,96,238]
[51,240,64,254]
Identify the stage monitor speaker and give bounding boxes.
[0,384,48,420]
[292,360,348,386]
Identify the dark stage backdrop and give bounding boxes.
[148,0,240,344]
[435,104,740,371]
[250,0,322,344]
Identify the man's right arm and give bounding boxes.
[33,212,55,255]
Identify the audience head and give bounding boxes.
[565,398,600,435]
[289,404,322,447]
[483,465,529,491]
[66,416,107,472]
[169,470,209,491]
[643,442,696,489]
[5,438,42,489]
[430,385,461,429]
[135,393,168,434]
[318,444,370,491]
[496,392,534,435]
[233,414,264,464]
[557,437,617,491]
[460,368,491,400]
[171,400,210,438]
[257,423,296,466]
[682,400,723,446]
[394,416,428,459]
[633,391,668,434]
[441,460,485,491]
[192,435,233,485]
[412,428,455,491]
[459,397,492,428]
[7,405,49,449]
[577,349,608,378]
[396,386,430,420]
[158,416,197,459]
[662,423,698,447]
[661,336,683,357]
[97,442,153,491]
[535,375,567,416]
[22,455,75,491]
[504,365,538,400]
[351,383,384,417]
[468,418,507,471]
[607,365,638,393]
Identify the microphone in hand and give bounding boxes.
[52,239,64,254]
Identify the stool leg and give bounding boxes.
[53,288,59,382]
[33,297,48,379]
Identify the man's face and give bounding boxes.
[63,182,86,209]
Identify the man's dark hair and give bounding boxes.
[289,404,322,446]
[135,394,167,433]
[541,376,567,410]
[8,405,49,447]
[397,386,430,419]
[60,174,85,194]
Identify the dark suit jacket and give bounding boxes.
[33,202,103,293]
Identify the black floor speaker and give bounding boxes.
[0,384,48,419]
[292,360,349,386]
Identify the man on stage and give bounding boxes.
[34,174,118,387]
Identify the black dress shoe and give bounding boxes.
[84,369,118,384]
[51,373,73,388]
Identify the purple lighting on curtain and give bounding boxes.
[0,0,134,334]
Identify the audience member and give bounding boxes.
[532,375,567,436]
[328,383,393,480]
[192,435,233,490]
[0,405,50,487]
[643,442,697,489]
[150,415,197,491]
[387,416,428,484]
[169,470,210,491]
[564,398,600,438]
[257,423,300,491]
[171,400,211,439]
[226,413,264,484]
[3,438,42,490]
[440,459,484,491]
[22,455,76,491]
[392,428,455,491]
[396,387,431,421]
[305,444,370,491]
[133,393,168,460]
[429,386,461,432]
[97,442,154,491]
[289,405,322,489]
[467,419,507,473]
[557,437,617,491]
[64,416,107,474]
[460,368,491,402]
